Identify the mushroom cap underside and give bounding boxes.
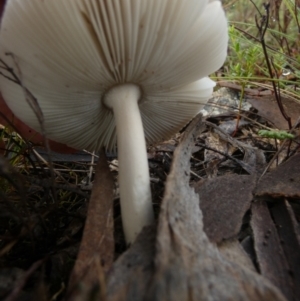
[0,0,228,152]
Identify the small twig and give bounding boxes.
[6,53,48,139]
[0,53,58,200]
[232,82,246,137]
[87,151,95,185]
[205,121,244,152]
[258,116,300,181]
[0,58,21,84]
[83,149,99,158]
[190,169,202,179]
[254,3,292,130]
[26,177,90,198]
[232,26,300,67]
[196,142,253,174]
[31,148,64,180]
[249,0,263,18]
[270,57,292,156]
[4,258,46,301]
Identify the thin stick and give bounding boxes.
[254,4,292,130]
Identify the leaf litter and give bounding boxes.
[0,87,300,300]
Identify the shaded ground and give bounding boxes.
[0,87,300,301]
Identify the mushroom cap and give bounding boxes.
[0,0,228,152]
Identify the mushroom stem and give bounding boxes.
[104,84,154,244]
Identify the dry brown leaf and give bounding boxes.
[107,226,156,301]
[205,121,266,174]
[67,149,114,299]
[105,115,286,301]
[251,200,294,300]
[247,96,300,130]
[194,174,255,243]
[204,131,236,177]
[271,200,300,300]
[256,154,300,198]
[204,131,236,162]
[218,118,250,135]
[217,239,256,272]
[147,115,286,301]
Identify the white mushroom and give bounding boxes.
[0,0,228,243]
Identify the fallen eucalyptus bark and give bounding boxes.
[107,114,286,301]
[271,200,300,300]
[107,226,156,301]
[67,149,115,300]
[255,153,300,199]
[194,174,255,243]
[251,200,294,301]
[217,239,256,272]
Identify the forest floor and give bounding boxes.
[0,0,300,300]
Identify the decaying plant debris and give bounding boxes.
[106,115,286,301]
[1,93,300,300]
[1,82,300,300]
[0,0,299,299]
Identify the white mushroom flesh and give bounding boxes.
[0,0,228,243]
